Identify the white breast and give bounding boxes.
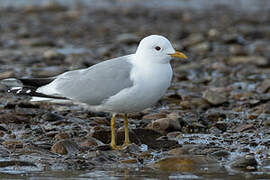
[100,57,173,113]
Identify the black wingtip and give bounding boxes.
[8,86,68,100]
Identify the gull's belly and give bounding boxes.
[100,64,173,113]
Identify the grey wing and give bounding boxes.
[48,55,134,105]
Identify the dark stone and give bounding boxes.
[51,140,80,155]
[0,161,36,168]
[231,155,258,171]
[42,112,64,122]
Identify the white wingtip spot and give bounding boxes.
[16,89,22,94]
[11,87,22,90]
[26,89,31,94]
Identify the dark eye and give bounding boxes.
[155,46,161,51]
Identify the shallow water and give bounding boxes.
[0,165,269,180]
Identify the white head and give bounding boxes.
[135,35,187,64]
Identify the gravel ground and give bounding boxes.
[0,1,270,179]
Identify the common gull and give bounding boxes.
[6,35,187,150]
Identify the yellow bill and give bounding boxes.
[169,51,187,59]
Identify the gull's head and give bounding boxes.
[135,35,187,64]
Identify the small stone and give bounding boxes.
[168,147,191,156]
[132,129,178,150]
[229,45,246,56]
[42,113,64,122]
[182,33,204,48]
[262,103,270,114]
[234,123,254,132]
[189,42,210,53]
[43,50,65,60]
[205,110,226,122]
[167,131,182,139]
[54,132,69,140]
[138,151,153,160]
[91,117,109,126]
[96,144,111,151]
[9,134,16,139]
[203,89,227,105]
[81,137,104,147]
[248,114,258,120]
[262,120,270,127]
[0,114,29,124]
[208,126,222,135]
[180,98,210,110]
[211,150,230,160]
[2,140,23,149]
[208,29,219,39]
[0,131,5,137]
[51,140,80,155]
[258,79,270,93]
[167,112,180,120]
[0,161,36,168]
[228,56,268,67]
[215,121,227,132]
[223,34,245,45]
[24,2,67,13]
[146,118,181,134]
[0,71,14,79]
[231,155,258,170]
[116,34,139,44]
[153,157,198,172]
[120,158,137,164]
[29,38,56,47]
[143,113,167,120]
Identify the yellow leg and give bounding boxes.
[110,113,131,150]
[123,113,130,146]
[110,114,119,150]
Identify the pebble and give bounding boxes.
[258,79,270,93]
[234,123,254,133]
[116,33,139,44]
[167,131,182,139]
[182,33,204,48]
[153,156,213,172]
[0,114,29,124]
[205,109,226,122]
[262,120,270,127]
[203,89,227,105]
[28,38,57,47]
[214,121,227,132]
[42,113,64,122]
[81,137,104,147]
[0,71,14,79]
[189,42,210,53]
[0,161,36,168]
[180,98,210,110]
[228,56,268,67]
[54,132,70,140]
[2,140,23,149]
[229,45,247,56]
[146,118,181,134]
[231,155,258,170]
[210,150,230,160]
[168,146,192,156]
[51,140,80,155]
[209,126,222,135]
[142,113,167,120]
[120,158,137,164]
[43,50,65,60]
